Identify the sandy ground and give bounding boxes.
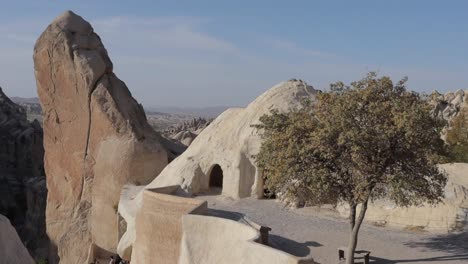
[196,195,468,264]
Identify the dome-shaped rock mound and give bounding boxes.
[33,11,168,264]
[117,79,316,258]
[146,79,316,197]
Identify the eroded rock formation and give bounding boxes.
[164,118,211,146]
[429,89,467,121]
[0,87,47,259]
[34,11,168,263]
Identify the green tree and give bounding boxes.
[254,73,447,264]
[446,110,468,162]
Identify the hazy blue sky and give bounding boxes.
[1,1,467,107]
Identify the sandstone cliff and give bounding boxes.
[34,11,168,263]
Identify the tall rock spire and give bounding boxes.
[33,10,168,263]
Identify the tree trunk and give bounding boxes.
[345,200,368,264]
[349,203,357,230]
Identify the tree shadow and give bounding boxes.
[367,232,468,263]
[369,254,468,263]
[404,231,468,254]
[269,234,321,257]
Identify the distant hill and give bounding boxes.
[11,97,231,117]
[10,97,42,122]
[10,96,230,131]
[10,97,40,104]
[145,106,231,118]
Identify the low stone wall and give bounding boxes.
[337,163,468,232]
[125,185,314,264]
[179,215,314,264]
[131,187,208,264]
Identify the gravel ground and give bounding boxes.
[196,195,468,264]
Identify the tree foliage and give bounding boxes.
[254,73,447,263]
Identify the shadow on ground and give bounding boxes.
[368,232,468,263]
[269,234,321,257]
[405,232,468,254]
[206,208,244,221]
[369,254,468,263]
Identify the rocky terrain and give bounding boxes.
[0,8,466,264]
[0,87,48,260]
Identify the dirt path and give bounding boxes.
[196,195,468,264]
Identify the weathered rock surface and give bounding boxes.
[0,87,47,259]
[0,214,35,264]
[34,10,168,263]
[118,79,317,256]
[337,163,468,232]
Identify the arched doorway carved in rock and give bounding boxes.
[209,164,223,194]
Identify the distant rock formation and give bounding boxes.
[0,87,47,259]
[117,79,317,256]
[0,214,35,264]
[169,117,212,134]
[34,11,168,263]
[429,90,467,121]
[164,118,212,146]
[11,97,43,123]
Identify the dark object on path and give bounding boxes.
[339,247,370,264]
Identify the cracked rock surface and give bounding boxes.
[34,10,168,264]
